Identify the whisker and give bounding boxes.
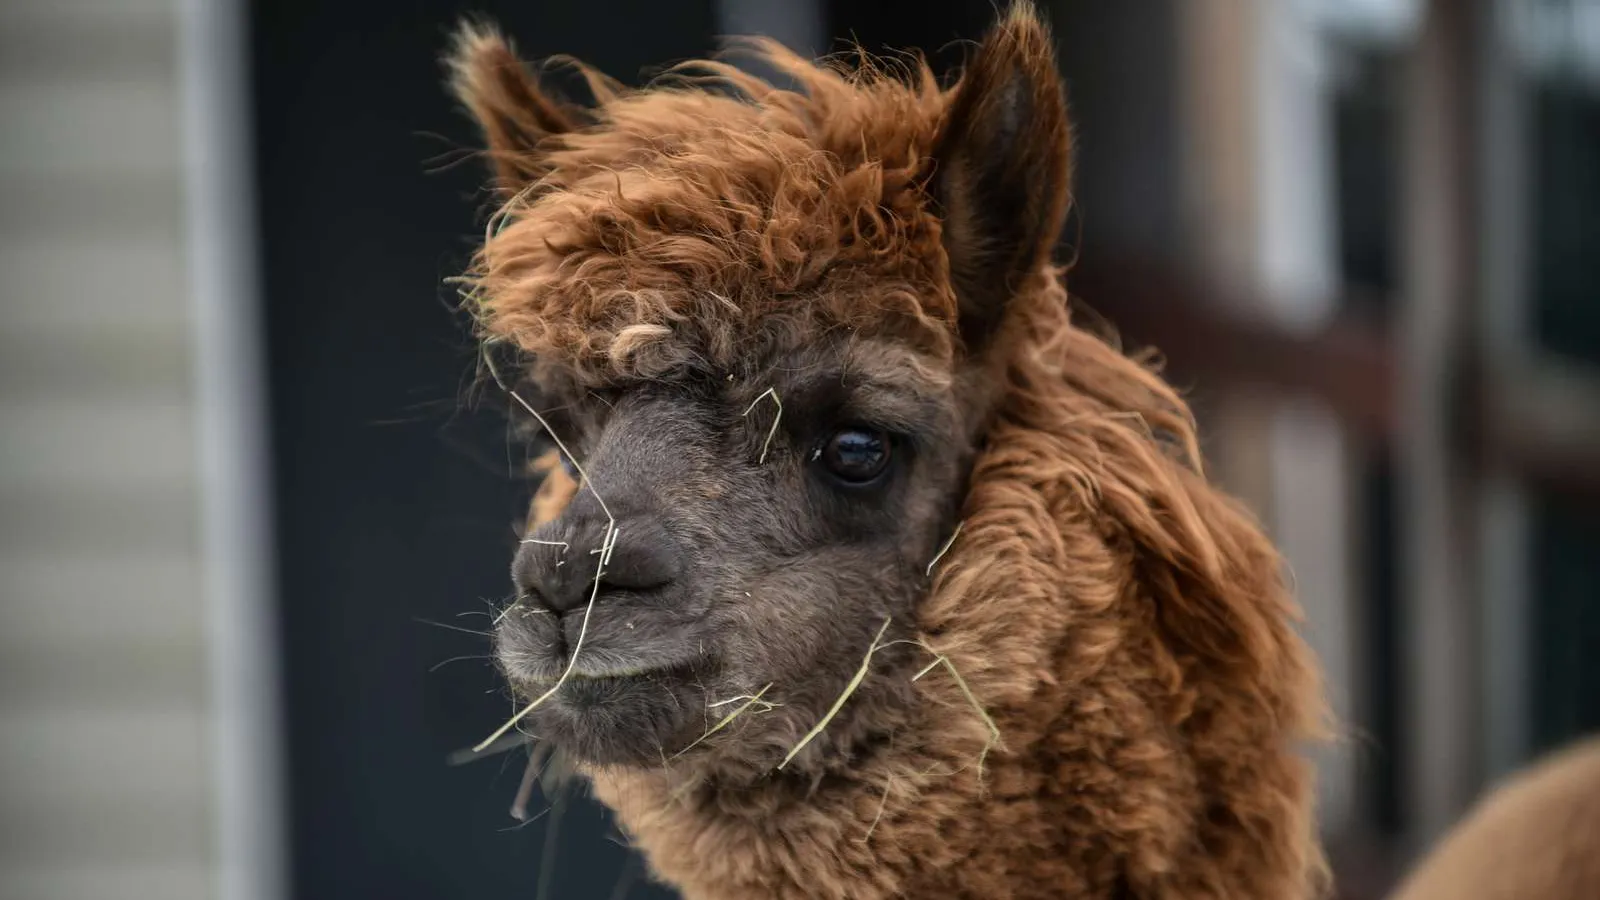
[428,654,495,673]
[414,617,493,638]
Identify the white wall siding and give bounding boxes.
[0,0,218,897]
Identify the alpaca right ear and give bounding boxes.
[933,3,1073,349]
[447,22,583,196]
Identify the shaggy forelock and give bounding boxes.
[460,41,966,386]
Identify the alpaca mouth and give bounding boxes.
[492,586,719,764]
[496,602,712,689]
[516,659,712,767]
[554,661,700,699]
[522,653,703,686]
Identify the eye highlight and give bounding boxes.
[817,427,892,485]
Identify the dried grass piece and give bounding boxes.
[672,683,775,759]
[511,742,554,821]
[741,386,783,464]
[707,692,781,711]
[779,617,893,770]
[856,773,898,843]
[474,348,617,753]
[535,780,570,900]
[446,731,531,767]
[925,521,964,576]
[912,638,1003,779]
[520,537,571,551]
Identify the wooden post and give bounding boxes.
[1399,0,1482,845]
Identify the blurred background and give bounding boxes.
[1,0,1596,898]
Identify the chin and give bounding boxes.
[520,668,707,767]
[495,604,726,765]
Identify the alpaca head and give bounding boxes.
[450,6,1072,774]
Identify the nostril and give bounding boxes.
[600,533,681,587]
[511,539,573,615]
[513,519,683,615]
[520,574,589,616]
[595,566,674,594]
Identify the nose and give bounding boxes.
[512,507,683,615]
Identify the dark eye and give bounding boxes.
[817,427,892,484]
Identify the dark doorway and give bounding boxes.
[249,2,712,897]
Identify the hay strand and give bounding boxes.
[707,692,781,710]
[474,348,617,753]
[925,521,964,576]
[671,683,775,759]
[741,386,783,464]
[446,731,531,766]
[520,537,571,552]
[511,742,553,821]
[779,617,893,770]
[856,773,897,843]
[535,780,570,900]
[912,638,1003,779]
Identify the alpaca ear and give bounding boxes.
[447,22,584,196]
[933,3,1073,348]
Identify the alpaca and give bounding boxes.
[447,4,1327,898]
[1388,734,1600,900]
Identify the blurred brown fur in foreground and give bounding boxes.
[1391,735,1600,900]
[524,450,578,531]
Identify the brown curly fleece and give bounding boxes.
[451,4,1328,898]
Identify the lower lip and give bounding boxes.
[519,663,686,687]
[549,667,691,709]
[571,667,662,681]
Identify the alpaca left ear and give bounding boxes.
[447,21,585,197]
[933,3,1073,349]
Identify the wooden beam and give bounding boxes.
[1474,358,1600,499]
[1070,257,1600,502]
[1069,259,1397,440]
